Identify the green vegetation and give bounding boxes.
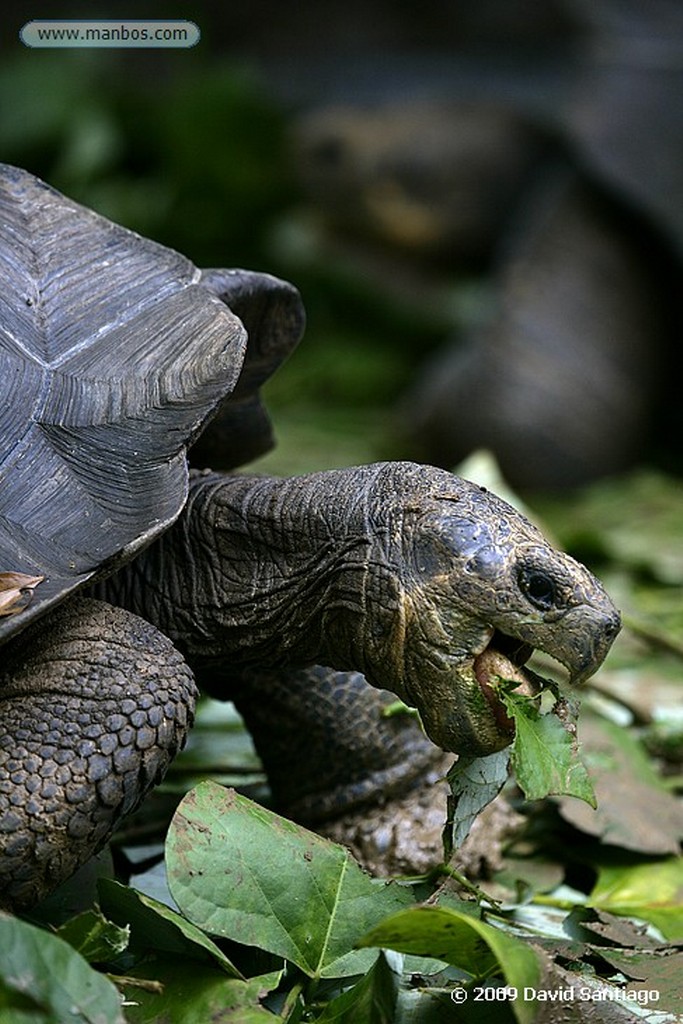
[0,49,681,1023]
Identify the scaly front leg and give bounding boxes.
[0,598,196,911]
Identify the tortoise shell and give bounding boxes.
[0,164,303,643]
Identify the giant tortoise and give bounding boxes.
[0,164,620,911]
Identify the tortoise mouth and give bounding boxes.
[473,630,540,736]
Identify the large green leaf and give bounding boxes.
[0,912,124,1024]
[166,782,414,979]
[357,905,541,1024]
[588,858,683,941]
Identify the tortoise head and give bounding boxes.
[358,464,620,755]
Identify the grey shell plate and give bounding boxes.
[0,164,303,644]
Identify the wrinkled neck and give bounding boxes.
[100,465,408,683]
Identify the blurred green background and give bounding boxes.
[1,0,594,477]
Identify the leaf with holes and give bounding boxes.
[166,782,415,979]
[500,689,596,806]
[445,748,510,853]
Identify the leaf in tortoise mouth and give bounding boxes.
[0,572,44,616]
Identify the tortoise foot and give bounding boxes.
[0,598,197,911]
[318,754,452,877]
[228,665,446,824]
[321,778,524,881]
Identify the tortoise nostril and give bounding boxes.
[603,614,621,640]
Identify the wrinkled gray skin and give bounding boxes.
[107,462,619,753]
[0,460,619,910]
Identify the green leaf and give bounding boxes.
[56,908,129,964]
[588,857,683,941]
[357,905,541,1024]
[445,749,510,849]
[97,879,242,976]
[166,782,414,979]
[119,961,280,1024]
[501,692,596,806]
[0,912,125,1024]
[313,951,398,1023]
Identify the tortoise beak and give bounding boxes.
[551,605,622,686]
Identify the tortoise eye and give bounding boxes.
[518,567,557,611]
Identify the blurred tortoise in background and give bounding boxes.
[0,164,620,911]
[291,0,683,491]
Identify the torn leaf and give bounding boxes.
[499,687,597,807]
[445,749,510,854]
